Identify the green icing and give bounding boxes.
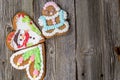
[22,16,30,23]
[28,23,41,35]
[22,48,34,60]
[22,15,41,35]
[34,48,41,70]
[27,43,33,47]
[22,47,42,70]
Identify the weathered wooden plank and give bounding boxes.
[75,0,93,80]
[109,0,120,53]
[22,0,33,17]
[75,0,119,80]
[76,0,104,80]
[107,0,120,80]
[0,0,22,80]
[75,0,120,80]
[54,0,76,80]
[100,0,120,80]
[0,1,5,80]
[88,0,105,80]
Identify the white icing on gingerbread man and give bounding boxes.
[38,1,69,38]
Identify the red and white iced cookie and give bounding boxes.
[6,12,45,51]
[38,1,69,38]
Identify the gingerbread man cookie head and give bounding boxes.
[42,1,60,16]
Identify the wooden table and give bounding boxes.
[0,0,120,80]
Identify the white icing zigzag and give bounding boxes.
[10,44,44,80]
[42,21,69,37]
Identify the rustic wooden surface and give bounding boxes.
[0,0,120,80]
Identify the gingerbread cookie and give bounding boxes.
[10,44,45,80]
[6,12,46,80]
[38,1,69,38]
[6,12,45,51]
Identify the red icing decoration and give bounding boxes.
[18,14,21,18]
[18,14,25,18]
[7,32,15,42]
[22,14,25,17]
[30,21,33,24]
[18,31,29,48]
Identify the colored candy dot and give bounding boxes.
[18,14,21,17]
[22,14,25,17]
[18,14,24,18]
[30,55,35,62]
[33,69,39,76]
[30,21,33,24]
[18,57,23,64]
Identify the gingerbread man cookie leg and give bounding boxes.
[38,1,69,38]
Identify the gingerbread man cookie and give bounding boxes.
[38,1,69,38]
[6,12,45,80]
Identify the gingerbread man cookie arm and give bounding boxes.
[38,17,44,26]
[63,10,67,20]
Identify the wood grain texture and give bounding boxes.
[0,0,120,80]
[76,0,120,80]
[54,0,76,80]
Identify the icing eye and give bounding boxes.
[20,34,22,36]
[29,36,32,39]
[45,11,49,15]
[18,44,20,46]
[20,39,22,41]
[33,37,35,40]
[51,9,54,12]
